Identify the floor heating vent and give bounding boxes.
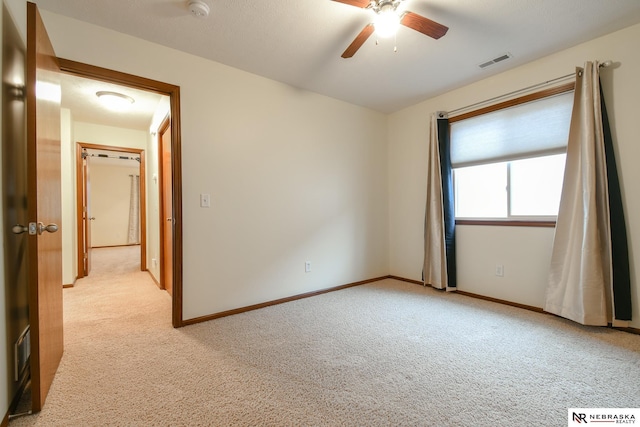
[479,52,512,69]
[15,326,30,382]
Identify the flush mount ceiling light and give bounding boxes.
[96,91,135,111]
[188,0,210,18]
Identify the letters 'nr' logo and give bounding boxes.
[573,412,588,423]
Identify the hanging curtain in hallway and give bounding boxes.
[127,174,140,244]
[545,61,631,326]
[423,113,456,290]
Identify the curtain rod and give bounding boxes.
[445,60,613,118]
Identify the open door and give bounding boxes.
[2,1,31,411]
[83,150,93,275]
[26,2,63,412]
[76,146,92,277]
[159,117,173,296]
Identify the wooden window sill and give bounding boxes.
[455,219,556,228]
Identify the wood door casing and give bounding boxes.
[159,117,173,296]
[57,58,184,327]
[83,150,92,275]
[75,142,147,278]
[26,2,63,412]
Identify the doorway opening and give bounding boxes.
[59,58,183,327]
[75,143,147,279]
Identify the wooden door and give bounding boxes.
[26,2,63,412]
[2,1,31,406]
[159,117,173,295]
[83,151,92,275]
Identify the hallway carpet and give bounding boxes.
[10,247,640,426]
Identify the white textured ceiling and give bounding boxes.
[60,73,164,130]
[36,0,640,114]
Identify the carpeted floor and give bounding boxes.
[10,246,640,426]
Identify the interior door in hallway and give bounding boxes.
[159,117,173,296]
[81,149,92,276]
[26,2,63,412]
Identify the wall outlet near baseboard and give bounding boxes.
[495,264,504,277]
[305,261,311,273]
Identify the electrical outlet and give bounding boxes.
[152,258,158,267]
[305,261,311,273]
[495,264,504,277]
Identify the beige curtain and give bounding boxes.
[423,113,448,289]
[127,174,140,244]
[544,62,613,326]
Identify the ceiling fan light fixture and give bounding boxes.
[96,91,135,111]
[374,5,400,38]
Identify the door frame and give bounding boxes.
[75,142,147,277]
[59,58,184,327]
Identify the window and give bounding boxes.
[450,85,574,223]
[454,154,566,219]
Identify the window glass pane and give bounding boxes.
[454,162,507,218]
[510,154,566,216]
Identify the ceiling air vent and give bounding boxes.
[478,53,512,69]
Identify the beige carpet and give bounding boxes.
[10,246,640,426]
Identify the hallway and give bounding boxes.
[65,245,169,323]
[10,246,172,425]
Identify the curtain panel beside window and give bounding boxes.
[545,61,631,326]
[423,113,456,290]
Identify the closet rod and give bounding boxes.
[82,152,140,162]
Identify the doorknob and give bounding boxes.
[36,222,59,235]
[11,224,28,234]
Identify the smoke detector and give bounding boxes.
[188,0,210,19]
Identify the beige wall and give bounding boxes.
[388,23,640,328]
[74,122,147,150]
[38,10,390,320]
[60,108,76,285]
[89,162,140,248]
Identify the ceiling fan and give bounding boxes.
[332,0,449,58]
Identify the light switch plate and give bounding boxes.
[200,193,211,208]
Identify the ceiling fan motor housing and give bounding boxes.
[372,0,402,13]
